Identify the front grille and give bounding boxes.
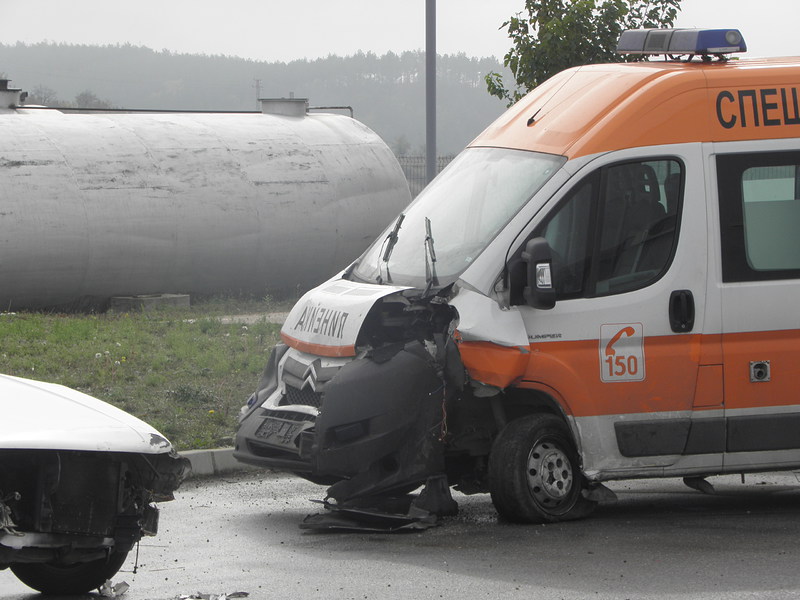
[261,408,313,422]
[278,352,345,410]
[282,385,323,408]
[247,439,300,460]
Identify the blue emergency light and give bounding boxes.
[616,28,746,58]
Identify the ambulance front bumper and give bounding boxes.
[234,342,447,501]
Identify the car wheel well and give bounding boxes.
[501,388,570,425]
[488,413,597,523]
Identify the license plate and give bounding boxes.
[255,417,302,447]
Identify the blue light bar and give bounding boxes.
[616,28,747,56]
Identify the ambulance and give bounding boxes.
[235,28,800,523]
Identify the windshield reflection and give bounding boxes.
[351,147,565,289]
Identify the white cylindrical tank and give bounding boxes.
[0,101,411,309]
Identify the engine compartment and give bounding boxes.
[0,449,188,566]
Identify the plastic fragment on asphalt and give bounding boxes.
[179,592,249,600]
[300,498,438,532]
[99,580,130,598]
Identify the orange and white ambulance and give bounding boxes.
[235,28,800,524]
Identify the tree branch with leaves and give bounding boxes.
[486,0,681,105]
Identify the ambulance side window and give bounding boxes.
[536,177,595,298]
[531,158,682,300]
[718,151,800,281]
[594,160,681,295]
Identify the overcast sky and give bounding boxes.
[0,0,793,61]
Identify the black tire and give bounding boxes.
[488,414,597,523]
[10,551,128,595]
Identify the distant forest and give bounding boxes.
[0,42,510,155]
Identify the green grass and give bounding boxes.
[0,297,287,450]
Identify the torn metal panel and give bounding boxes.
[449,288,529,348]
[449,288,531,389]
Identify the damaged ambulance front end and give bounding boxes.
[235,282,461,504]
[234,148,567,515]
[0,375,189,594]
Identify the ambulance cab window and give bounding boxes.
[718,151,800,281]
[530,158,682,299]
[535,177,594,298]
[594,160,681,295]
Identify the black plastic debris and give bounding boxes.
[301,475,457,532]
[301,498,436,532]
[411,474,459,516]
[178,592,249,600]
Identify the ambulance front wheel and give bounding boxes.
[488,413,597,523]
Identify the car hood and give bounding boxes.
[280,277,410,357]
[1,374,174,454]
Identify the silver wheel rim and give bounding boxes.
[526,440,573,508]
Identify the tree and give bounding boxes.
[27,85,61,106]
[486,0,681,105]
[74,90,114,109]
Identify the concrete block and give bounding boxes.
[109,293,190,312]
[182,450,215,478]
[181,448,258,479]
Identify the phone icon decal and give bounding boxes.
[599,323,645,382]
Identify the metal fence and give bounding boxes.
[397,155,455,197]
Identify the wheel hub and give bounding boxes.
[526,441,573,505]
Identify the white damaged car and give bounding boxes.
[0,374,189,594]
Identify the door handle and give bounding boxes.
[669,289,695,333]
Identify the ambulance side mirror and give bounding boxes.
[522,237,556,310]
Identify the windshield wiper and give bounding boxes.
[382,213,405,263]
[377,213,404,284]
[423,216,439,295]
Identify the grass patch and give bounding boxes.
[0,297,287,450]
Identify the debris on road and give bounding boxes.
[299,483,458,533]
[99,580,130,598]
[178,592,249,600]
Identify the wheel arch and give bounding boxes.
[499,384,587,471]
[487,411,598,523]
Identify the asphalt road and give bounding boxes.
[3,470,800,599]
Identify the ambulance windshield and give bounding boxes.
[351,147,565,289]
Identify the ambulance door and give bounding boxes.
[514,147,722,479]
[716,147,800,472]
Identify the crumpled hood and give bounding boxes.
[1,374,174,454]
[280,277,410,357]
